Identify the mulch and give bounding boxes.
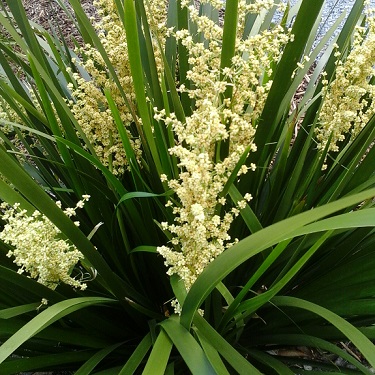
[22,0,97,46]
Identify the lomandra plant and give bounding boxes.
[0,0,375,373]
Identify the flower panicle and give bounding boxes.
[0,196,91,291]
[156,0,290,300]
[316,15,375,161]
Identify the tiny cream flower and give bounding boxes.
[244,193,253,201]
[237,200,247,210]
[191,203,205,222]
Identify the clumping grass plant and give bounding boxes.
[0,0,375,373]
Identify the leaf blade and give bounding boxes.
[0,297,115,364]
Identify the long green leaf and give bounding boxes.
[247,0,325,195]
[104,88,140,180]
[0,351,94,375]
[196,331,230,375]
[218,239,292,331]
[194,314,262,375]
[231,236,330,328]
[252,334,373,374]
[123,0,162,175]
[117,191,173,207]
[161,315,215,374]
[227,223,369,325]
[142,329,173,375]
[181,188,375,328]
[0,304,39,320]
[229,185,263,233]
[245,349,295,375]
[220,0,239,99]
[74,342,124,375]
[0,297,115,364]
[5,0,63,92]
[271,296,375,368]
[0,178,35,214]
[118,333,152,375]
[290,209,375,237]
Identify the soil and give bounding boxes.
[22,0,96,45]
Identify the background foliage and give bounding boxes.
[0,0,374,373]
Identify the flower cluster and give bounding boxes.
[0,87,25,145]
[144,0,170,76]
[157,1,291,292]
[67,0,170,175]
[0,100,14,136]
[0,196,90,290]
[316,15,375,156]
[68,0,139,175]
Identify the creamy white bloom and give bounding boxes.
[317,17,375,156]
[0,200,89,290]
[157,0,291,294]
